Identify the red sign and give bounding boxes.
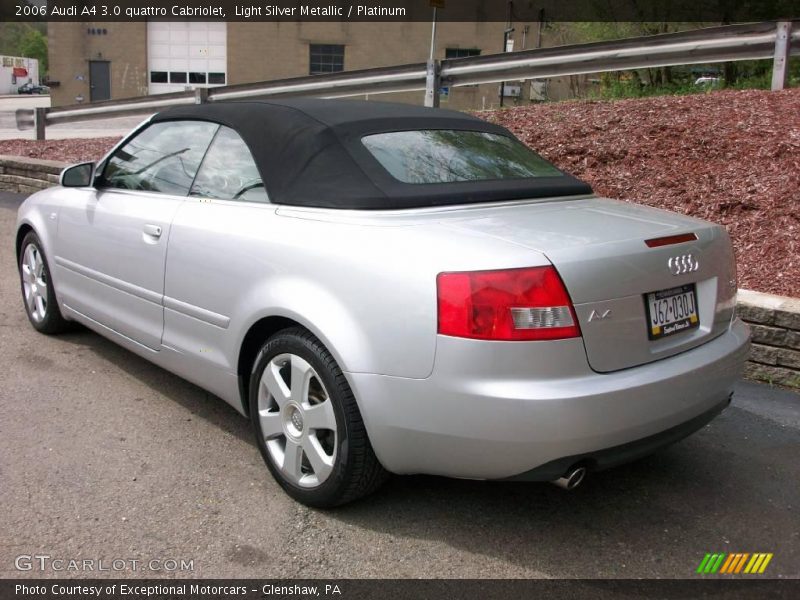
[12,67,28,77]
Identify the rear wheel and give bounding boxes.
[18,232,70,334]
[249,328,387,507]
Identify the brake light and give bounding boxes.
[437,266,581,341]
[644,232,697,248]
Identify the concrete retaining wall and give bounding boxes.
[738,290,800,389]
[0,155,64,193]
[0,155,798,389]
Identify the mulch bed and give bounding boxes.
[480,89,799,298]
[1,88,797,296]
[0,136,120,164]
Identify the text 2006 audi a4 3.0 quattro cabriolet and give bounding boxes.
[16,99,749,506]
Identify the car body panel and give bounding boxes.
[53,187,184,350]
[16,188,63,281]
[162,196,551,381]
[59,301,242,410]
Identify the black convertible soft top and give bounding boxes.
[152,98,592,210]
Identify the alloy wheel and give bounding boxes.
[257,353,338,488]
[21,243,48,323]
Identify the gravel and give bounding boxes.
[1,88,796,296]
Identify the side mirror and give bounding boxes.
[60,162,95,187]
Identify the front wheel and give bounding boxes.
[249,328,387,507]
[18,232,71,334]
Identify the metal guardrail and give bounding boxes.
[210,62,429,102]
[440,21,798,85]
[17,20,798,139]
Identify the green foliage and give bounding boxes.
[592,77,704,100]
[546,23,798,101]
[0,23,29,55]
[591,57,800,99]
[0,22,47,73]
[18,29,47,72]
[551,21,713,45]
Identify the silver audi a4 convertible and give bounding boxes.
[16,99,750,506]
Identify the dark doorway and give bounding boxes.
[89,61,110,102]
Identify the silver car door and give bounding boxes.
[54,120,219,350]
[162,126,271,382]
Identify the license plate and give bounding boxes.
[645,284,699,340]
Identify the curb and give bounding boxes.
[737,289,800,388]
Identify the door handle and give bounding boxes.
[143,224,162,238]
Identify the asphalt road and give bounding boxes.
[0,191,798,579]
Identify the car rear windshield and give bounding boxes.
[361,130,563,184]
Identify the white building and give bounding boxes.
[0,55,40,94]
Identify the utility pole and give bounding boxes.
[429,6,437,62]
[499,1,514,108]
[425,2,443,107]
[536,8,544,49]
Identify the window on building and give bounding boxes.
[170,72,187,84]
[150,71,168,83]
[445,48,481,59]
[309,44,345,75]
[208,73,226,84]
[188,72,207,84]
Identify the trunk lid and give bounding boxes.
[442,197,737,372]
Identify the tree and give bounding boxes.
[18,28,47,73]
[0,23,31,55]
[0,22,48,78]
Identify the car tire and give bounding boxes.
[249,327,387,507]
[18,232,71,334]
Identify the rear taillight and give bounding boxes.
[436,266,581,341]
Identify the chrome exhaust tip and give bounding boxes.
[551,466,587,490]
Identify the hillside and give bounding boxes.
[1,89,798,296]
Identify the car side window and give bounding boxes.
[101,120,219,195]
[190,126,268,203]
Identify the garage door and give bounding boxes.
[148,22,227,94]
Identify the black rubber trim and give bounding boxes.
[503,393,732,482]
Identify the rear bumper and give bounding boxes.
[348,318,750,479]
[505,393,731,481]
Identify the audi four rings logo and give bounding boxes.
[668,254,700,275]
